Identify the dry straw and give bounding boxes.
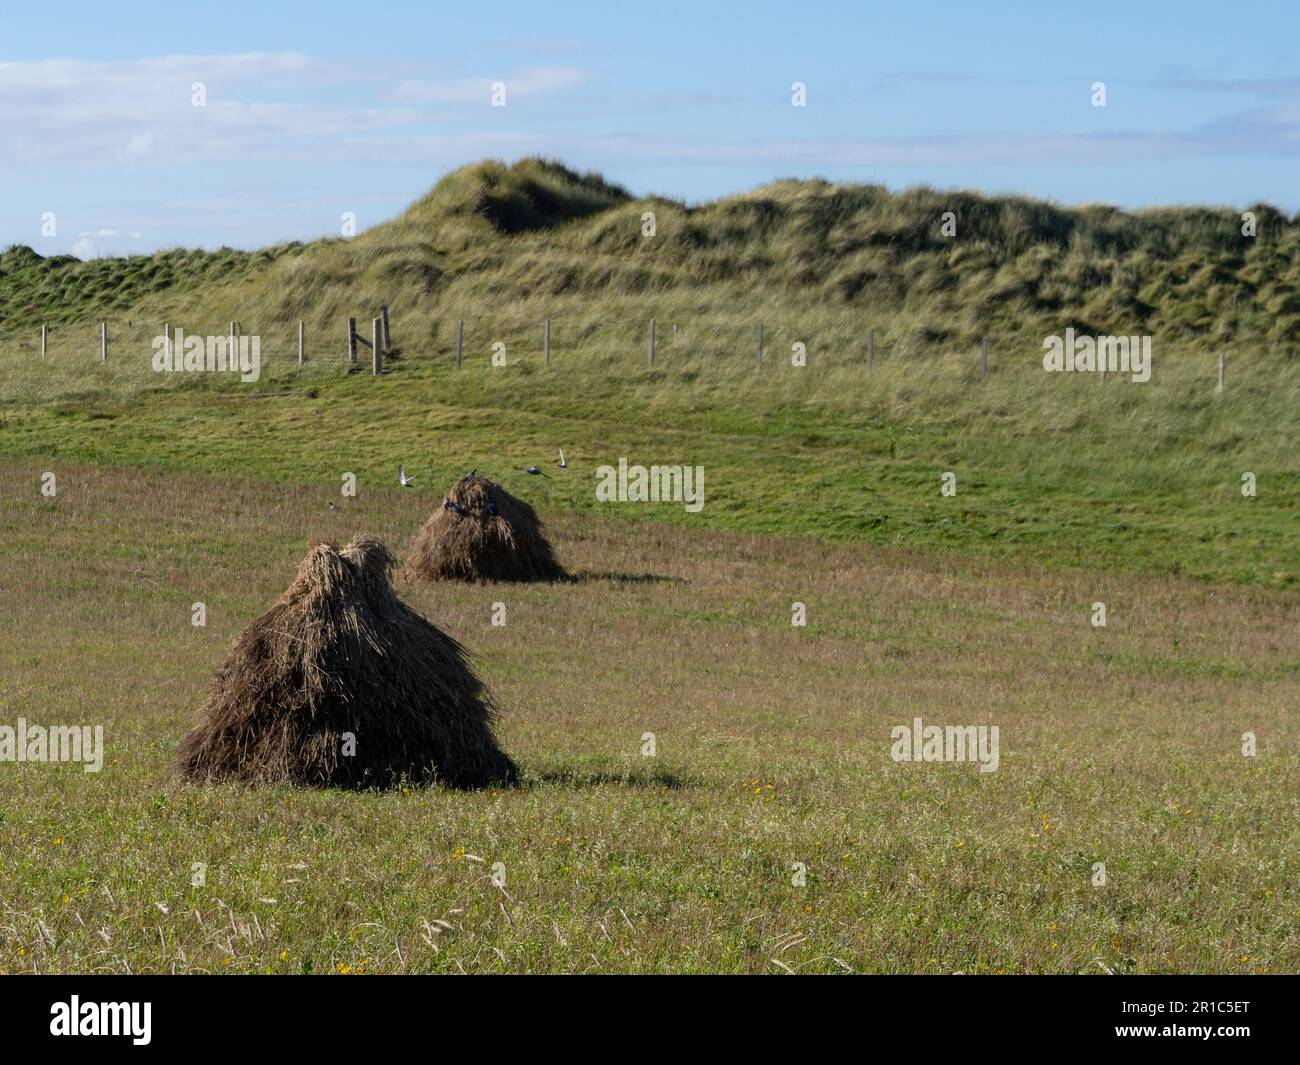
[175,536,518,789]
[406,475,564,583]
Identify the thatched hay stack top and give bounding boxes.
[406,475,564,583]
[175,536,518,789]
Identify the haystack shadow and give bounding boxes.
[530,763,697,790]
[560,570,682,586]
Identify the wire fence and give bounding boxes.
[0,311,1241,392]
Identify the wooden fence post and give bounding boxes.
[981,336,989,376]
[380,304,391,353]
[100,321,107,362]
[1218,352,1225,393]
[455,319,463,368]
[648,318,656,366]
[298,320,305,366]
[868,329,874,369]
[756,323,764,364]
[41,323,47,358]
[372,319,382,375]
[347,317,357,363]
[543,318,550,368]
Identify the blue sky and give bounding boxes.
[2,0,1297,257]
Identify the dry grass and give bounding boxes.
[0,459,1296,973]
[406,475,564,583]
[176,536,517,789]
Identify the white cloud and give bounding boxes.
[1153,76,1300,99]
[390,66,590,103]
[0,53,430,167]
[4,50,1295,252]
[12,51,1291,181]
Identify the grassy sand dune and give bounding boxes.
[3,158,1298,346]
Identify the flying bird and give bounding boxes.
[398,465,416,488]
[328,501,339,512]
[558,449,568,470]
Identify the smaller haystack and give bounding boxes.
[175,536,518,789]
[406,475,564,582]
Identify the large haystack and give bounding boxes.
[406,475,564,582]
[175,536,518,789]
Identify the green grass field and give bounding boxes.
[1,160,1297,973]
[2,461,1296,974]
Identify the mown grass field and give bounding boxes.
[0,457,1297,974]
[1,159,1297,974]
[0,339,1295,586]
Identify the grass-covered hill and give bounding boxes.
[3,157,1299,349]
[1,159,1297,588]
[0,241,303,329]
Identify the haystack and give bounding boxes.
[175,536,518,789]
[406,475,564,582]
